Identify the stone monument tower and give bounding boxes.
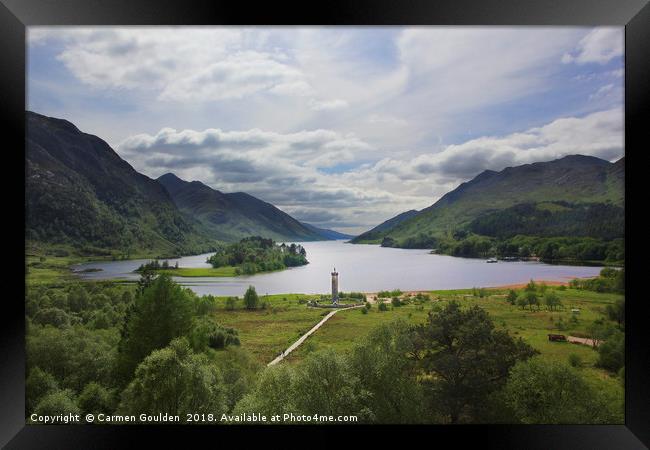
[331,267,339,304]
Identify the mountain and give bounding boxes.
[26,111,217,257]
[353,155,624,248]
[350,210,419,244]
[301,223,354,240]
[157,173,328,242]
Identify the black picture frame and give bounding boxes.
[1,0,648,448]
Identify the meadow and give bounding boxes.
[208,286,623,394]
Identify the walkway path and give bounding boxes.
[567,336,601,347]
[267,304,364,366]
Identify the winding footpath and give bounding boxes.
[267,304,364,366]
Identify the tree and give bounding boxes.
[78,382,114,415]
[119,338,227,417]
[33,390,80,418]
[212,347,262,412]
[32,307,72,328]
[544,290,561,311]
[27,325,117,392]
[587,318,617,347]
[26,367,59,413]
[348,320,425,423]
[115,275,194,384]
[596,330,624,372]
[525,280,537,293]
[291,349,367,419]
[525,290,539,311]
[516,295,528,310]
[606,298,625,328]
[504,358,623,423]
[225,296,237,311]
[414,301,537,423]
[506,290,518,305]
[233,364,297,419]
[243,286,259,310]
[188,316,240,352]
[136,267,157,294]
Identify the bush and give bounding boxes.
[78,382,114,415]
[504,359,622,423]
[597,330,624,372]
[378,302,388,312]
[391,297,402,307]
[33,389,80,417]
[244,286,259,310]
[26,367,59,412]
[225,296,238,311]
[32,307,72,328]
[568,353,582,368]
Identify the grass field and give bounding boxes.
[209,293,328,364]
[210,287,623,397]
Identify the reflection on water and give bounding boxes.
[72,240,603,297]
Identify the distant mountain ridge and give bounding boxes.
[350,210,419,244]
[157,173,347,242]
[26,111,217,257]
[352,154,624,248]
[301,223,354,240]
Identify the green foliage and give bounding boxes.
[78,382,114,415]
[347,320,425,423]
[116,275,195,384]
[189,316,240,352]
[377,289,402,298]
[378,302,388,312]
[26,367,59,413]
[243,286,260,310]
[119,338,227,417]
[212,347,262,412]
[27,325,118,392]
[469,201,624,241]
[571,267,625,294]
[33,389,80,417]
[506,290,518,305]
[207,237,308,275]
[568,353,582,368]
[291,349,368,418]
[544,290,562,311]
[225,296,238,311]
[414,301,537,423]
[606,298,625,328]
[391,297,402,307]
[32,307,72,328]
[596,330,624,372]
[233,364,297,418]
[504,358,623,423]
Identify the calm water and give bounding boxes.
[72,240,603,296]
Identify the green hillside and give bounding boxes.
[158,173,326,242]
[26,111,218,258]
[352,155,624,262]
[350,209,419,244]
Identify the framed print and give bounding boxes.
[1,0,648,448]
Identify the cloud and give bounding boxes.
[28,27,625,233]
[365,108,623,182]
[562,28,623,65]
[28,28,340,106]
[308,98,349,111]
[117,107,623,233]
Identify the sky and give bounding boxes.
[27,27,624,234]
